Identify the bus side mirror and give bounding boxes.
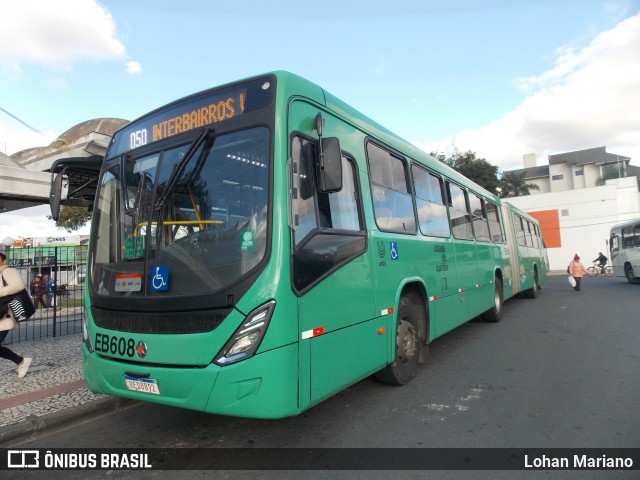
[49,173,68,221]
[316,137,342,193]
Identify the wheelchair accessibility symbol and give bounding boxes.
[390,242,399,261]
[150,265,169,291]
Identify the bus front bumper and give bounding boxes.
[82,342,300,419]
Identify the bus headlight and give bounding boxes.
[82,314,94,353]
[214,301,275,366]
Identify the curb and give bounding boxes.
[0,396,133,446]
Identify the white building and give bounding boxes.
[504,147,640,271]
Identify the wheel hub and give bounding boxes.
[397,319,416,362]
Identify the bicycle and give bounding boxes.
[587,262,613,277]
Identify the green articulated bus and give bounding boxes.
[50,72,547,418]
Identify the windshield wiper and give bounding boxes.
[121,156,137,217]
[154,127,213,211]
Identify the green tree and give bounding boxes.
[498,171,540,198]
[47,206,91,232]
[430,149,499,193]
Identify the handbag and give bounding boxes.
[1,275,36,322]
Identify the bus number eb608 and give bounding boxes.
[95,333,136,358]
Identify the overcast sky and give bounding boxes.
[0,0,639,237]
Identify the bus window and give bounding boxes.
[622,227,632,248]
[327,165,361,231]
[367,143,416,234]
[293,136,361,243]
[533,224,541,249]
[516,216,527,246]
[446,182,473,240]
[486,202,504,243]
[622,225,640,248]
[292,136,365,291]
[93,167,121,266]
[411,166,450,237]
[292,136,322,243]
[470,194,490,242]
[610,234,620,260]
[525,220,534,247]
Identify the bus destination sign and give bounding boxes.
[108,76,274,157]
[150,90,245,143]
[123,90,245,153]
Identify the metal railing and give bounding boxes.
[3,245,86,344]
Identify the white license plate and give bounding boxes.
[124,376,160,395]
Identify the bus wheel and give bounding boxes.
[483,276,503,322]
[375,293,421,386]
[524,269,539,298]
[625,265,639,284]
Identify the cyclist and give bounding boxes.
[593,252,608,273]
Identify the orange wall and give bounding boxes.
[528,209,561,248]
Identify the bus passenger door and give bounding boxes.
[437,182,478,333]
[289,106,381,408]
[445,240,477,322]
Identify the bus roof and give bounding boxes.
[611,217,640,231]
[273,71,500,202]
[502,200,540,222]
[107,70,500,202]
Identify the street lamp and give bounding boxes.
[2,236,14,256]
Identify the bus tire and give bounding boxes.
[483,276,503,322]
[625,265,640,284]
[375,292,422,386]
[524,269,539,299]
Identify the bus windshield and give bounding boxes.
[91,127,270,298]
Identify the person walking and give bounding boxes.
[34,274,48,309]
[0,252,32,378]
[46,275,56,308]
[29,275,38,298]
[569,254,589,292]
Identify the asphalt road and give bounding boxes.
[11,275,640,479]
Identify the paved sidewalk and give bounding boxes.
[0,334,128,445]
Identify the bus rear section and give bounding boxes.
[610,218,640,283]
[501,201,547,298]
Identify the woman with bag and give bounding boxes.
[569,254,589,292]
[0,253,32,378]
